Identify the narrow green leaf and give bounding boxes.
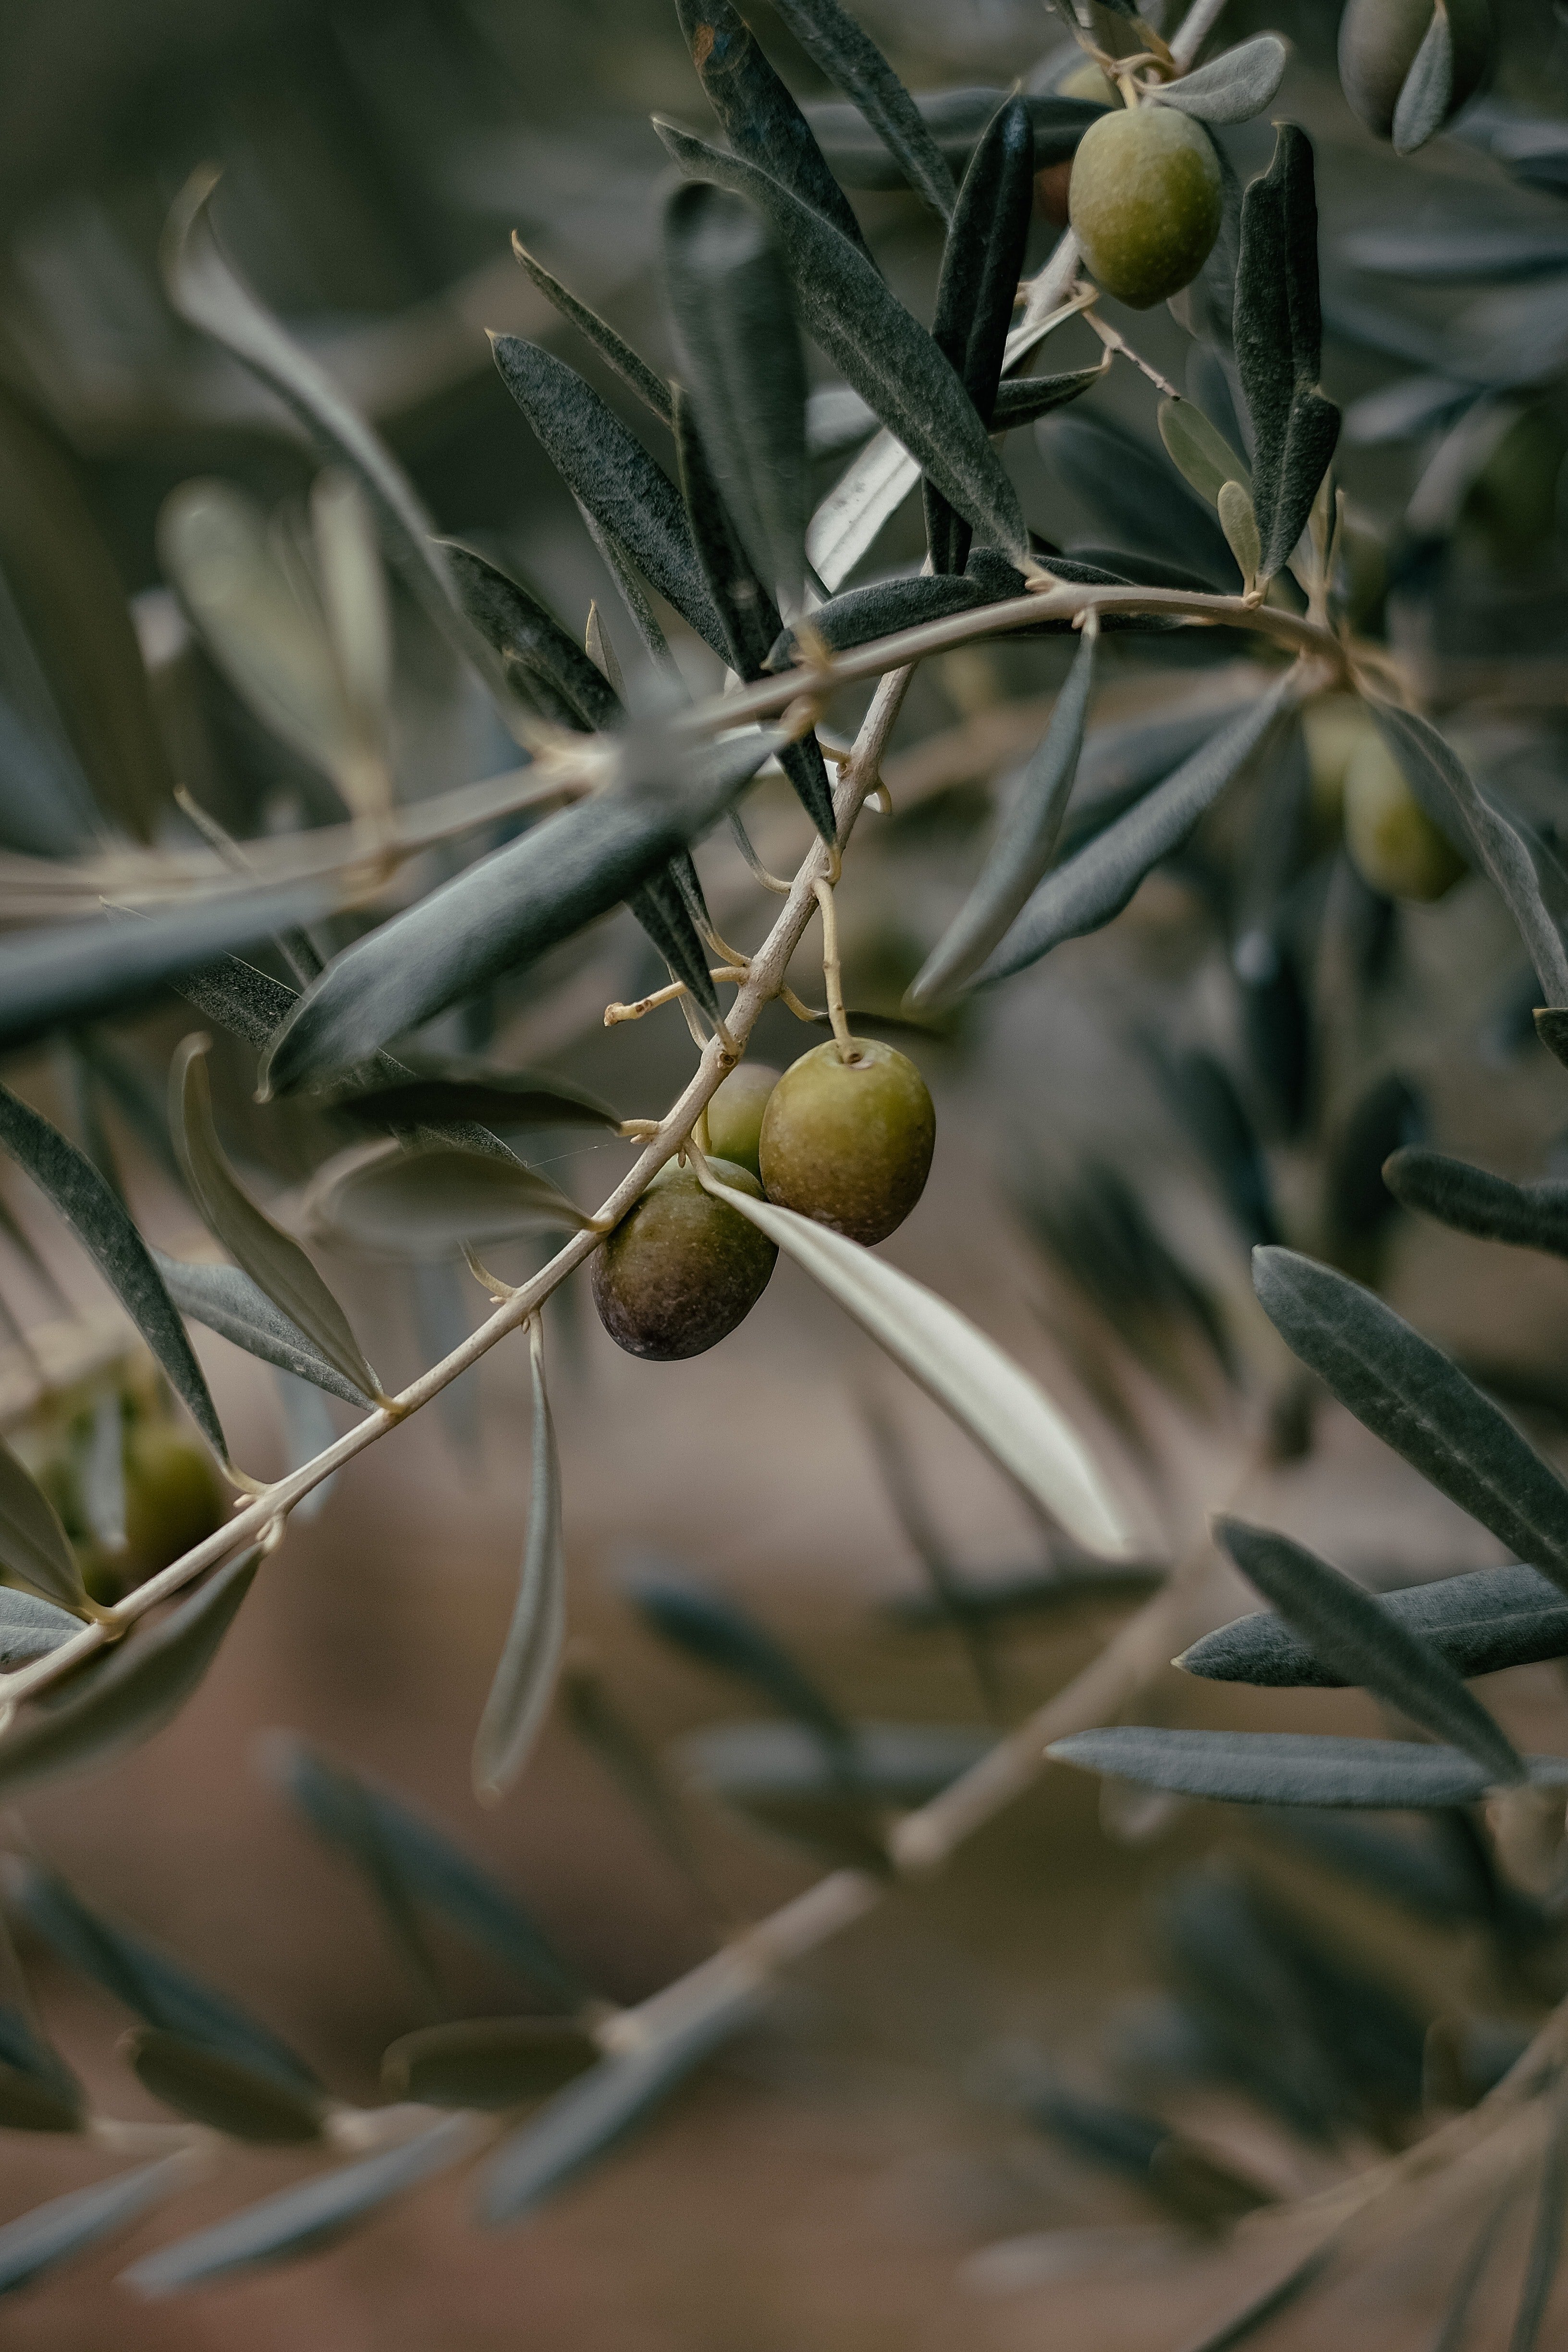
[1384,1148,1568,1259]
[1157,396,1253,508]
[673,0,875,263]
[262,1733,589,2009]
[0,1590,80,1667]
[1392,2,1454,157]
[1509,2092,1568,2352]
[310,476,388,814]
[1235,126,1340,577]
[701,1176,1132,1557]
[654,120,1031,570]
[804,88,1101,188]
[333,1067,620,1138]
[124,2030,325,2144]
[153,1251,368,1406]
[0,1548,259,1803]
[1180,1562,1568,1688]
[440,541,621,734]
[628,1571,853,1757]
[305,1140,591,1262]
[664,182,809,612]
[383,2017,598,2109]
[173,1038,379,1403]
[0,1433,89,1616]
[1152,35,1288,125]
[768,572,990,669]
[1213,1517,1525,1785]
[679,1718,991,1809]
[1048,1727,1568,1809]
[908,622,1098,1006]
[511,237,673,425]
[1039,408,1237,585]
[1217,480,1261,591]
[0,2156,193,2297]
[1254,1247,1568,1589]
[991,366,1107,430]
[491,338,728,663]
[123,2116,481,2295]
[976,676,1298,984]
[5,1858,320,2091]
[628,864,722,1019]
[259,727,781,1095]
[478,1983,764,2225]
[770,0,956,220]
[473,1323,567,1802]
[1370,701,1568,1006]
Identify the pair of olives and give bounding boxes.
[592,1040,935,1363]
[1338,0,1494,142]
[1303,697,1466,904]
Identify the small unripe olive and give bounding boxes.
[1343,733,1467,903]
[592,1158,776,1362]
[76,1421,228,1603]
[703,1065,780,1181]
[1302,695,1374,828]
[1338,0,1494,140]
[1068,106,1223,310]
[758,1038,934,1246]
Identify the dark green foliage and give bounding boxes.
[626,866,721,1019]
[1037,409,1238,587]
[1234,127,1340,579]
[1049,1726,1568,1808]
[125,2032,325,2143]
[1182,1562,1568,1689]
[767,573,992,669]
[1384,1147,1568,1259]
[441,541,622,732]
[156,1253,368,1404]
[769,0,956,220]
[334,1067,620,1139]
[509,239,674,425]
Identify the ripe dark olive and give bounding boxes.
[1338,0,1494,141]
[703,1064,780,1181]
[592,1158,777,1361]
[1068,107,1222,310]
[1343,734,1466,903]
[758,1038,934,1246]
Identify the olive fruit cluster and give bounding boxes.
[1069,104,1223,310]
[593,1041,935,1362]
[1338,0,1494,142]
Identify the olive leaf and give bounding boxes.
[306,1141,592,1262]
[991,365,1108,430]
[511,237,674,426]
[153,1251,369,1406]
[1234,126,1341,580]
[1391,0,1453,157]
[628,860,723,1018]
[159,171,522,729]
[907,621,1098,1007]
[0,1590,80,1668]
[0,1435,90,1617]
[383,2018,598,2109]
[1217,481,1261,592]
[262,1733,589,2009]
[664,182,809,614]
[0,1548,260,1803]
[0,882,325,1062]
[653,120,1031,571]
[1150,34,1288,124]
[1384,1147,1568,1258]
[976,676,1299,985]
[1212,1517,1525,1786]
[173,1037,380,1403]
[1181,1562,1568,1689]
[701,1177,1131,1557]
[478,1981,765,2225]
[768,572,989,669]
[679,1719,991,1813]
[924,95,1035,575]
[5,1858,321,2091]
[124,2031,326,2144]
[473,1322,567,1803]
[335,1067,621,1138]
[808,428,921,591]
[1253,1247,1568,1589]
[1048,1727,1568,1809]
[0,2156,194,2297]
[259,726,781,1095]
[627,1570,854,1759]
[1158,397,1253,508]
[1039,408,1238,585]
[122,2117,483,2296]
[1369,701,1568,1006]
[440,541,621,734]
[673,0,875,263]
[769,0,956,220]
[1341,225,1568,283]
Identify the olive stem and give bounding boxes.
[811,877,856,1062]
[1081,301,1181,401]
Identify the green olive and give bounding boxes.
[122,1425,227,1580]
[758,1039,935,1246]
[591,1158,777,1361]
[1058,60,1122,108]
[703,1065,780,1181]
[1342,733,1467,903]
[1338,0,1494,140]
[1302,695,1375,829]
[1068,106,1223,310]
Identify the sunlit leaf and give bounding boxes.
[807,428,920,592]
[1152,35,1288,124]
[0,1547,259,1802]
[473,1322,567,1802]
[122,2117,482,2295]
[908,621,1097,1006]
[1180,1561,1568,1688]
[124,2030,325,2143]
[383,2017,598,2109]
[511,237,673,425]
[1217,482,1261,590]
[306,1140,590,1262]
[0,2156,193,2297]
[771,0,956,219]
[1049,1727,1568,1808]
[1253,1247,1568,1589]
[173,1037,380,1403]
[1213,1517,1524,1784]
[702,1176,1131,1557]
